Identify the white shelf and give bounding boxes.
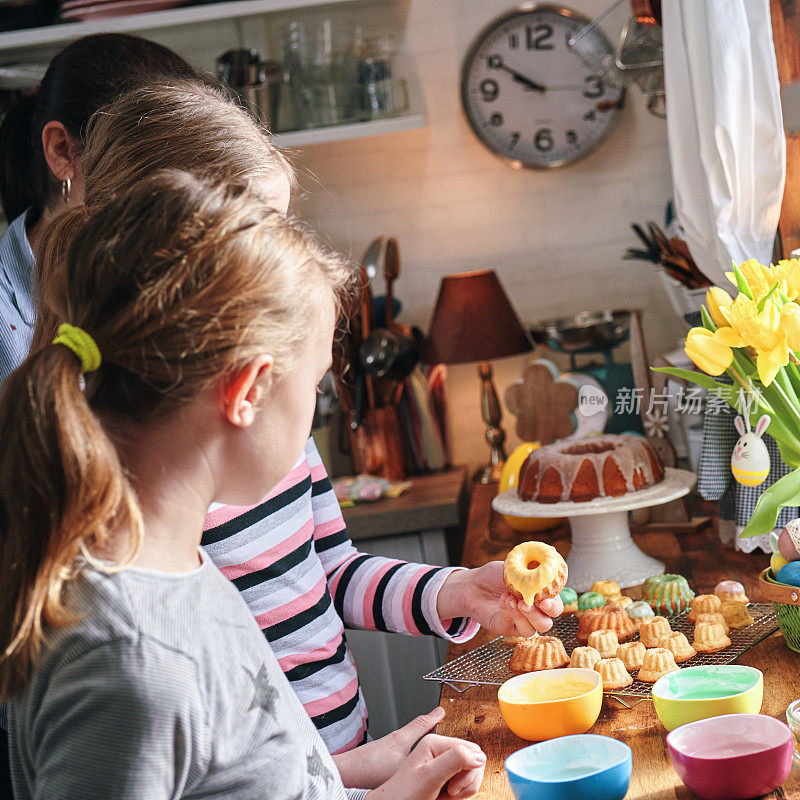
[0,0,356,50]
[275,111,424,147]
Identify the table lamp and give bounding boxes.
[423,269,533,483]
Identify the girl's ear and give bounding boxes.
[41,121,80,183]
[220,355,274,427]
[755,414,770,438]
[734,416,746,437]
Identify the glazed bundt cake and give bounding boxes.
[626,600,655,629]
[642,574,695,615]
[638,616,672,648]
[559,587,579,615]
[576,606,636,645]
[720,600,754,629]
[606,595,633,609]
[594,657,633,690]
[638,648,680,683]
[587,629,619,658]
[616,641,646,672]
[693,622,731,654]
[517,434,665,503]
[590,580,621,600]
[656,632,696,663]
[510,635,569,673]
[503,540,568,607]
[569,646,601,670]
[714,580,749,604]
[687,594,721,622]
[576,591,606,616]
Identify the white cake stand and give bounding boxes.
[492,468,697,593]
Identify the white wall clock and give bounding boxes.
[460,4,625,169]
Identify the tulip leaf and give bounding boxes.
[740,466,800,537]
[732,262,754,300]
[700,306,717,332]
[756,281,780,313]
[650,367,737,405]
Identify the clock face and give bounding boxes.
[460,5,625,168]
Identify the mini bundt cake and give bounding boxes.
[606,595,633,609]
[687,594,721,622]
[576,606,636,645]
[626,600,655,629]
[517,434,665,503]
[656,631,696,663]
[616,641,646,672]
[588,629,619,658]
[639,616,672,648]
[590,580,621,600]
[720,600,754,629]
[693,622,731,653]
[510,635,569,673]
[569,646,601,670]
[642,574,695,615]
[714,580,749,604]
[594,657,633,690]
[503,634,538,645]
[503,540,568,607]
[638,648,680,683]
[576,591,606,616]
[695,612,729,634]
[559,587,578,615]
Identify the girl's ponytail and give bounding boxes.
[0,341,141,700]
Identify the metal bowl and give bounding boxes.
[531,309,631,353]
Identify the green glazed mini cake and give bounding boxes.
[642,574,695,616]
[576,591,606,617]
[559,587,578,615]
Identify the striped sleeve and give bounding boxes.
[306,439,479,643]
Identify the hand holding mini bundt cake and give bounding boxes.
[503,540,568,607]
[517,434,665,503]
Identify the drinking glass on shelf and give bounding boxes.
[356,35,408,121]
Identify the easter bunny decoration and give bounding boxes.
[731,404,771,486]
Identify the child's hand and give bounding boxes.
[332,707,446,788]
[366,733,486,800]
[437,562,563,637]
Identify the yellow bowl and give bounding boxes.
[498,668,603,741]
[499,443,559,532]
[652,665,763,732]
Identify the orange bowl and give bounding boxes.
[498,668,603,741]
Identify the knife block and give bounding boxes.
[349,405,406,480]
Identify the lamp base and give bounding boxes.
[473,461,504,484]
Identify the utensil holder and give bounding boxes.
[759,568,800,653]
[349,404,405,480]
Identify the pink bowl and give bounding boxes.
[666,713,793,800]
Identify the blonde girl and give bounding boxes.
[0,171,486,800]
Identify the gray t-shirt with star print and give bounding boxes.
[7,551,367,800]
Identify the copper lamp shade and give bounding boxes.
[423,270,532,364]
[424,270,532,483]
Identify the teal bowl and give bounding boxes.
[505,734,632,800]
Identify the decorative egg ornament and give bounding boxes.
[731,414,771,486]
[778,519,800,562]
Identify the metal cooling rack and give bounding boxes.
[423,603,778,699]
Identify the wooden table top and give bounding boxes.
[435,483,800,799]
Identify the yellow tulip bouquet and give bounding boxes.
[655,258,800,538]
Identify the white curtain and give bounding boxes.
[662,0,785,287]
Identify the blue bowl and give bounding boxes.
[505,734,632,800]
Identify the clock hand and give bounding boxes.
[498,63,546,92]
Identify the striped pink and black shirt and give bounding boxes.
[201,437,479,754]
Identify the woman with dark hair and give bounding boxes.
[0,32,196,382]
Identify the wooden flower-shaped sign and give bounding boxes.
[505,360,579,445]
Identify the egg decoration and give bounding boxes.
[730,414,770,486]
[776,561,800,587]
[772,552,790,573]
[778,519,800,562]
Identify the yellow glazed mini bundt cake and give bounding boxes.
[570,646,601,670]
[687,594,722,622]
[656,632,696,663]
[588,629,619,658]
[510,635,569,674]
[576,606,636,645]
[714,580,749,604]
[594,657,633,690]
[695,612,729,634]
[720,600,754,629]
[638,648,680,683]
[606,595,633,609]
[590,580,621,601]
[693,622,731,653]
[504,541,568,607]
[639,616,672,648]
[616,641,646,672]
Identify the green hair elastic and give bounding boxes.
[53,323,101,374]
